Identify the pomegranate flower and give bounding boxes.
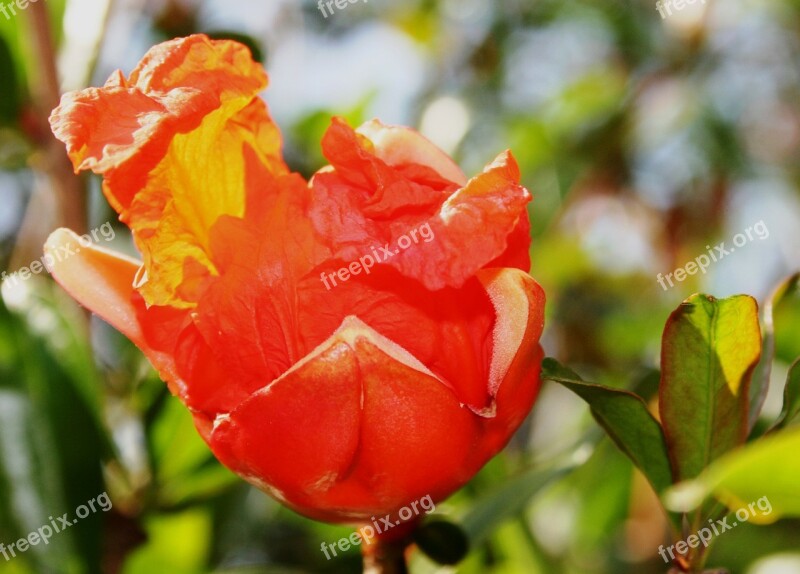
[46,34,545,524]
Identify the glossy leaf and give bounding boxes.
[542,358,673,496]
[666,426,800,521]
[659,294,761,482]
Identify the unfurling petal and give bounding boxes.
[49,35,287,308]
[310,118,531,290]
[43,229,184,395]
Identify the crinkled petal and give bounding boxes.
[356,119,467,186]
[311,118,532,290]
[190,148,332,396]
[49,34,287,308]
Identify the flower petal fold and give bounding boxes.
[209,316,478,522]
[475,268,546,454]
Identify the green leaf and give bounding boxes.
[750,272,800,430]
[659,294,761,482]
[541,358,673,496]
[30,286,107,437]
[769,359,800,432]
[0,295,107,572]
[0,390,80,574]
[666,426,800,520]
[459,460,575,547]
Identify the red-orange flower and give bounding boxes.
[46,34,545,523]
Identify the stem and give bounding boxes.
[27,2,60,109]
[26,0,87,233]
[362,532,411,574]
[364,542,408,574]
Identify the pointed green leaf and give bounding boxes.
[666,426,800,520]
[750,272,800,430]
[541,358,673,496]
[659,294,761,482]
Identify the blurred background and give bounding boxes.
[1,0,800,572]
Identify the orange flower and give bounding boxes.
[46,34,545,523]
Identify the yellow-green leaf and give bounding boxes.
[660,294,761,482]
[666,426,800,522]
